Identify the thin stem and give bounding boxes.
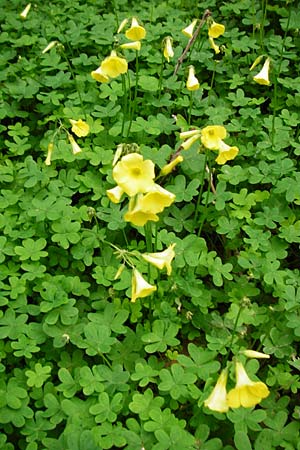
[224,302,244,365]
[174,9,211,75]
[193,151,207,229]
[158,51,165,99]
[126,51,139,137]
[188,90,193,124]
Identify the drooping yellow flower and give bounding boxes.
[142,244,176,276]
[91,66,110,83]
[182,19,198,39]
[249,55,264,71]
[124,201,159,227]
[209,37,220,54]
[227,362,270,408]
[179,129,201,140]
[106,185,124,204]
[204,369,229,413]
[186,65,200,91]
[160,155,183,176]
[253,57,271,86]
[45,142,54,166]
[131,269,157,303]
[120,41,141,51]
[42,41,58,54]
[20,3,31,19]
[68,134,82,155]
[215,140,239,165]
[125,17,146,41]
[101,50,128,78]
[117,18,128,34]
[208,20,225,38]
[69,119,90,137]
[200,125,227,150]
[163,37,174,62]
[181,133,201,150]
[112,153,155,197]
[139,184,176,214]
[243,350,270,359]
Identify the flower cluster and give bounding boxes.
[204,355,270,413]
[179,125,239,165]
[107,151,176,227]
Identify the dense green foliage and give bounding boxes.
[1,0,300,448]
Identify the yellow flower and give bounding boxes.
[181,133,201,150]
[182,19,198,38]
[69,119,90,137]
[117,18,128,34]
[253,57,271,86]
[179,129,201,140]
[201,125,227,150]
[91,66,110,83]
[112,153,155,197]
[101,51,128,78]
[160,155,183,176]
[68,134,82,155]
[131,269,157,303]
[186,66,200,91]
[163,37,174,62]
[106,185,124,204]
[120,41,141,51]
[42,41,58,54]
[204,369,229,413]
[125,17,146,41]
[45,142,54,166]
[249,55,264,71]
[209,37,220,54]
[139,184,176,214]
[142,244,176,276]
[215,140,239,165]
[227,362,270,408]
[124,201,159,227]
[243,350,270,359]
[20,3,31,19]
[208,20,225,38]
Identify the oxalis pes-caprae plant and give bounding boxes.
[3,1,300,448]
[44,9,271,414]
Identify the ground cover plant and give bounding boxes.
[1,0,300,448]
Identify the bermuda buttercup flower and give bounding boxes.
[106,185,124,204]
[112,153,155,196]
[209,37,220,54]
[253,57,271,86]
[182,19,198,38]
[125,17,146,41]
[227,362,270,408]
[117,18,128,34]
[42,41,58,54]
[249,55,264,71]
[208,20,225,38]
[124,196,159,226]
[201,125,227,150]
[120,41,141,51]
[68,135,82,155]
[215,140,239,165]
[186,65,200,91]
[131,269,157,303]
[163,37,174,62]
[243,350,270,359]
[69,119,90,137]
[139,184,176,214]
[204,369,229,413]
[142,244,176,276]
[20,3,31,19]
[45,142,54,166]
[160,155,183,176]
[91,66,110,83]
[101,50,128,78]
[181,133,201,150]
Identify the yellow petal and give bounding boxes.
[131,269,156,302]
[182,19,197,38]
[125,17,146,41]
[208,20,225,38]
